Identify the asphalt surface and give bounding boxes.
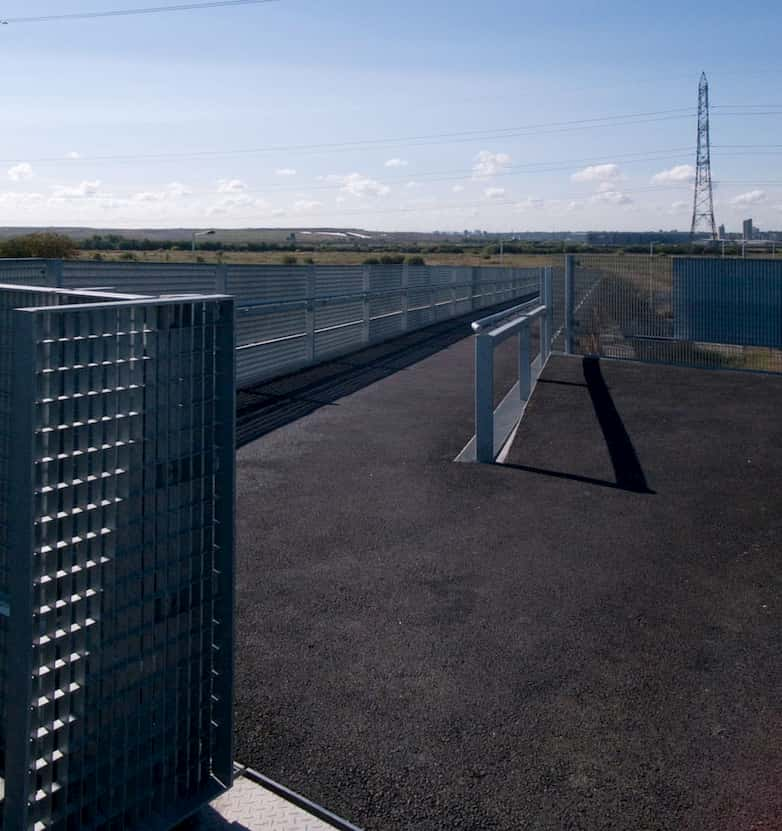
[233,326,782,831]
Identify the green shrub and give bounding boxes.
[404,255,426,266]
[120,252,136,261]
[362,257,381,265]
[282,254,298,265]
[0,232,78,259]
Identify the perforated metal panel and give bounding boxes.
[0,287,235,831]
[0,261,49,287]
[61,262,220,296]
[0,262,542,389]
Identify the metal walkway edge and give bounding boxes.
[190,768,363,831]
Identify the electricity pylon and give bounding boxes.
[690,72,718,240]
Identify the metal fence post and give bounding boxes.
[543,266,553,360]
[4,310,36,829]
[471,267,479,311]
[212,297,236,787]
[362,266,371,343]
[565,254,575,355]
[216,262,228,294]
[475,334,494,463]
[401,262,409,332]
[45,258,63,288]
[306,264,317,362]
[519,323,531,402]
[451,268,458,316]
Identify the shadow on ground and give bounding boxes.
[179,807,252,831]
[502,356,655,493]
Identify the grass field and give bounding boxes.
[75,249,562,268]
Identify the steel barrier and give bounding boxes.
[0,260,544,389]
[0,283,235,831]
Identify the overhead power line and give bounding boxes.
[0,109,699,165]
[1,106,779,167]
[1,0,280,25]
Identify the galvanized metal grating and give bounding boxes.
[0,287,235,831]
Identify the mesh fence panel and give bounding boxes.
[0,289,234,831]
[567,255,782,373]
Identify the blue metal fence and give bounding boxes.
[673,258,782,348]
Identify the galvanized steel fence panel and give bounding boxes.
[0,285,235,831]
[563,255,782,373]
[0,260,49,286]
[62,261,221,295]
[0,261,542,389]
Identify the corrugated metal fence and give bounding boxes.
[563,255,782,373]
[0,284,235,830]
[0,260,542,388]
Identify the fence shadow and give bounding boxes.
[236,301,524,448]
[501,356,654,494]
[178,806,253,830]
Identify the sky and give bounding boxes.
[0,0,780,233]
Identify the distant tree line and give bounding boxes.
[0,231,749,261]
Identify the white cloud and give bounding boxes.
[328,172,390,198]
[651,164,695,184]
[473,150,512,179]
[292,200,323,213]
[591,189,633,206]
[8,163,33,182]
[217,179,248,193]
[405,181,421,189]
[572,163,622,183]
[132,182,191,202]
[385,158,408,168]
[514,197,544,210]
[452,184,465,193]
[0,191,45,208]
[483,187,506,200]
[271,208,286,217]
[731,190,766,207]
[670,200,689,212]
[275,168,297,177]
[65,151,81,160]
[207,194,272,216]
[51,180,101,199]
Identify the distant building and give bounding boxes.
[718,224,726,239]
[743,219,753,240]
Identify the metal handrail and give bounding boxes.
[459,267,554,464]
[470,294,540,332]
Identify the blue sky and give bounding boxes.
[0,0,780,232]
